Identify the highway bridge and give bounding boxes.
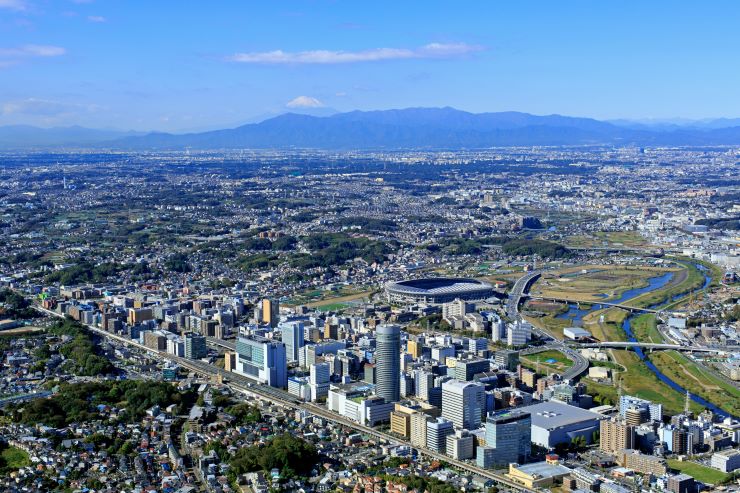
[524,295,669,315]
[32,304,535,493]
[574,341,717,353]
[506,271,541,321]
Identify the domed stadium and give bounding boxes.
[385,277,495,304]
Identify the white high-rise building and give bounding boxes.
[309,362,331,401]
[415,369,436,401]
[489,314,506,342]
[507,320,531,346]
[280,321,305,363]
[446,430,475,460]
[441,380,485,430]
[427,417,455,453]
[442,298,474,319]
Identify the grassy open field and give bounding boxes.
[583,349,700,414]
[520,349,573,374]
[667,459,732,485]
[629,314,663,343]
[565,231,649,249]
[523,313,571,340]
[283,287,373,308]
[0,326,44,336]
[521,300,571,339]
[627,261,705,309]
[315,302,351,312]
[649,351,740,416]
[583,307,629,341]
[530,265,674,302]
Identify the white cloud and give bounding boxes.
[286,96,325,109]
[227,42,483,64]
[0,44,66,69]
[87,15,106,22]
[0,45,66,57]
[0,0,28,11]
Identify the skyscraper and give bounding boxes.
[262,298,279,328]
[427,417,454,453]
[441,380,485,430]
[477,409,531,468]
[375,324,401,403]
[184,332,207,359]
[280,321,305,363]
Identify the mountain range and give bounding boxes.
[3,107,740,149]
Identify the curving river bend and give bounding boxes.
[556,264,733,418]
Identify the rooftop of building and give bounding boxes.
[510,461,572,479]
[521,401,603,430]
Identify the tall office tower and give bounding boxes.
[427,417,455,454]
[309,362,330,401]
[495,349,520,371]
[400,373,414,398]
[490,314,506,343]
[446,430,475,460]
[507,320,531,346]
[280,321,305,363]
[234,334,287,388]
[310,362,330,385]
[454,359,490,381]
[477,410,531,468]
[415,369,436,401]
[469,337,488,353]
[600,418,636,454]
[261,298,279,328]
[441,380,485,430]
[184,332,207,359]
[375,324,401,403]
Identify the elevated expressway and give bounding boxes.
[506,271,590,380]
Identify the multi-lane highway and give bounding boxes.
[506,271,590,381]
[506,271,541,322]
[32,304,535,493]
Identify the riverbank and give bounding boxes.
[648,351,740,416]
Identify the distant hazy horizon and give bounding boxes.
[2,1,740,132]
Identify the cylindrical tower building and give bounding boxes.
[375,324,401,403]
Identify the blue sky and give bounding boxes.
[1,0,739,131]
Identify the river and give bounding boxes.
[558,264,732,418]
